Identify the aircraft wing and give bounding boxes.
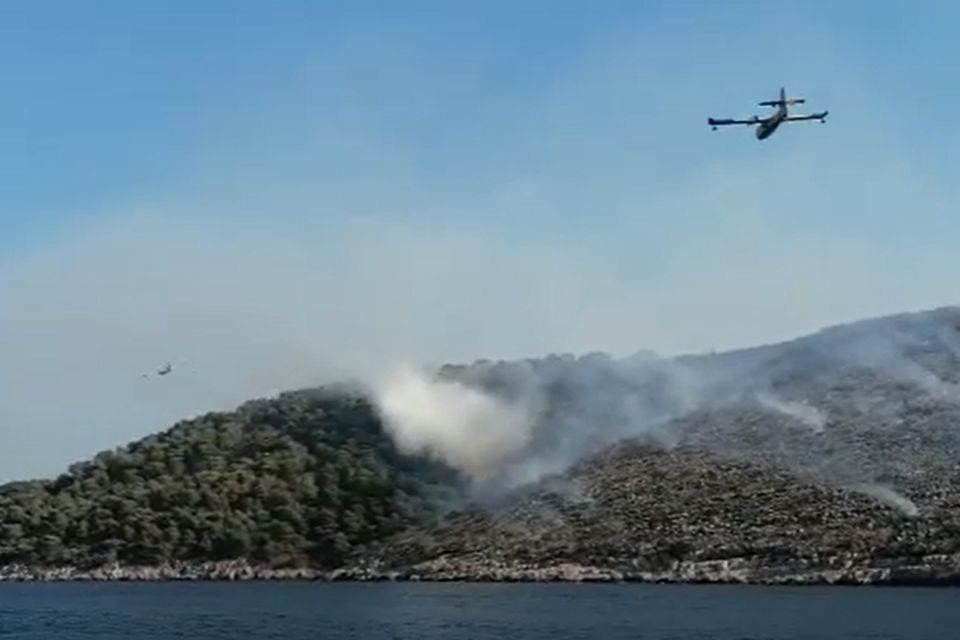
[786,111,828,122]
[708,117,760,127]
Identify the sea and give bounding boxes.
[0,582,955,639]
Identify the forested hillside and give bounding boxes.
[6,307,960,584]
[0,389,460,569]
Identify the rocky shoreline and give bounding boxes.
[388,555,960,586]
[3,555,960,585]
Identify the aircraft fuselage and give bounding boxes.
[756,107,787,140]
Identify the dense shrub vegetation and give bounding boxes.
[0,389,460,568]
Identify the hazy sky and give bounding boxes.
[2,0,960,480]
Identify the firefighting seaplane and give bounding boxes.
[708,87,828,140]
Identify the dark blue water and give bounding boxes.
[0,583,956,639]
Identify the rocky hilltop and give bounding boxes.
[433,305,960,494]
[376,441,960,584]
[372,306,960,583]
[4,306,960,583]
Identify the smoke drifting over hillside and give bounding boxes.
[374,353,683,488]
[755,393,826,433]
[372,307,960,497]
[374,365,539,481]
[852,483,920,518]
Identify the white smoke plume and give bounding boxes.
[852,483,920,518]
[371,354,697,487]
[373,364,540,481]
[369,307,960,495]
[755,393,827,433]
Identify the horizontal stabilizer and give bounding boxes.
[759,98,805,107]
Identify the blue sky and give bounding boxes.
[3,0,957,249]
[2,1,960,480]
